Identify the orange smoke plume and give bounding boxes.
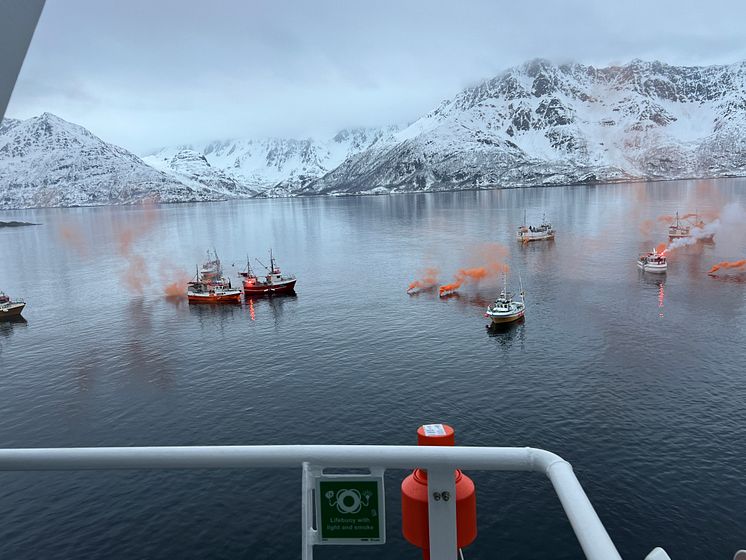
[124,254,148,294]
[437,243,510,296]
[116,204,158,294]
[407,267,440,293]
[160,260,191,298]
[708,259,746,275]
[439,264,509,296]
[439,281,462,296]
[657,215,675,224]
[655,242,668,255]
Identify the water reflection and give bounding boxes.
[0,315,27,327]
[0,317,27,356]
[247,293,298,327]
[486,317,526,347]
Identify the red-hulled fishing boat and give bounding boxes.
[240,250,296,295]
[0,291,26,319]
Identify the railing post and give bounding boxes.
[427,467,458,560]
[301,462,318,560]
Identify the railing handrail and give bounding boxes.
[0,444,558,471]
[0,444,627,559]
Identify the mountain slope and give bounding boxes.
[144,126,400,197]
[307,59,746,194]
[0,113,242,208]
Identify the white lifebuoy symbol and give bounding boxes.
[335,489,362,513]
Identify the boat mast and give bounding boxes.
[518,270,525,303]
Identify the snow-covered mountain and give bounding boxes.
[3,60,746,208]
[0,113,240,208]
[144,126,400,197]
[307,59,746,194]
[142,149,256,198]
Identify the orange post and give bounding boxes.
[401,424,477,559]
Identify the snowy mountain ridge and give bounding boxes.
[2,59,746,208]
[306,59,746,194]
[143,125,401,197]
[0,113,246,208]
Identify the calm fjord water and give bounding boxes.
[1,179,745,559]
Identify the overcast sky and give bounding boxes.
[7,0,746,153]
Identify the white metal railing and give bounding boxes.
[0,445,669,560]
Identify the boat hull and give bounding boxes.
[187,292,242,304]
[487,310,525,324]
[517,233,555,242]
[637,261,667,273]
[243,279,296,295]
[0,302,25,318]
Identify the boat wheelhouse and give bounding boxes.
[637,249,667,273]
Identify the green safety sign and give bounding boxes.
[315,476,385,544]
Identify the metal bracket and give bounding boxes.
[301,462,321,560]
[427,467,458,560]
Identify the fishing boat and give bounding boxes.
[668,212,690,240]
[637,249,667,273]
[187,253,241,304]
[484,276,525,324]
[517,212,555,242]
[0,291,26,319]
[199,249,231,286]
[241,250,296,295]
[187,281,242,304]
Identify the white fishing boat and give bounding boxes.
[637,249,667,273]
[517,212,555,242]
[484,275,526,324]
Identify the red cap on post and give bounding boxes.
[416,423,455,446]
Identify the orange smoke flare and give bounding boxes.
[437,268,483,295]
[407,267,440,293]
[438,281,462,296]
[437,244,510,296]
[708,259,746,275]
[655,242,668,255]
